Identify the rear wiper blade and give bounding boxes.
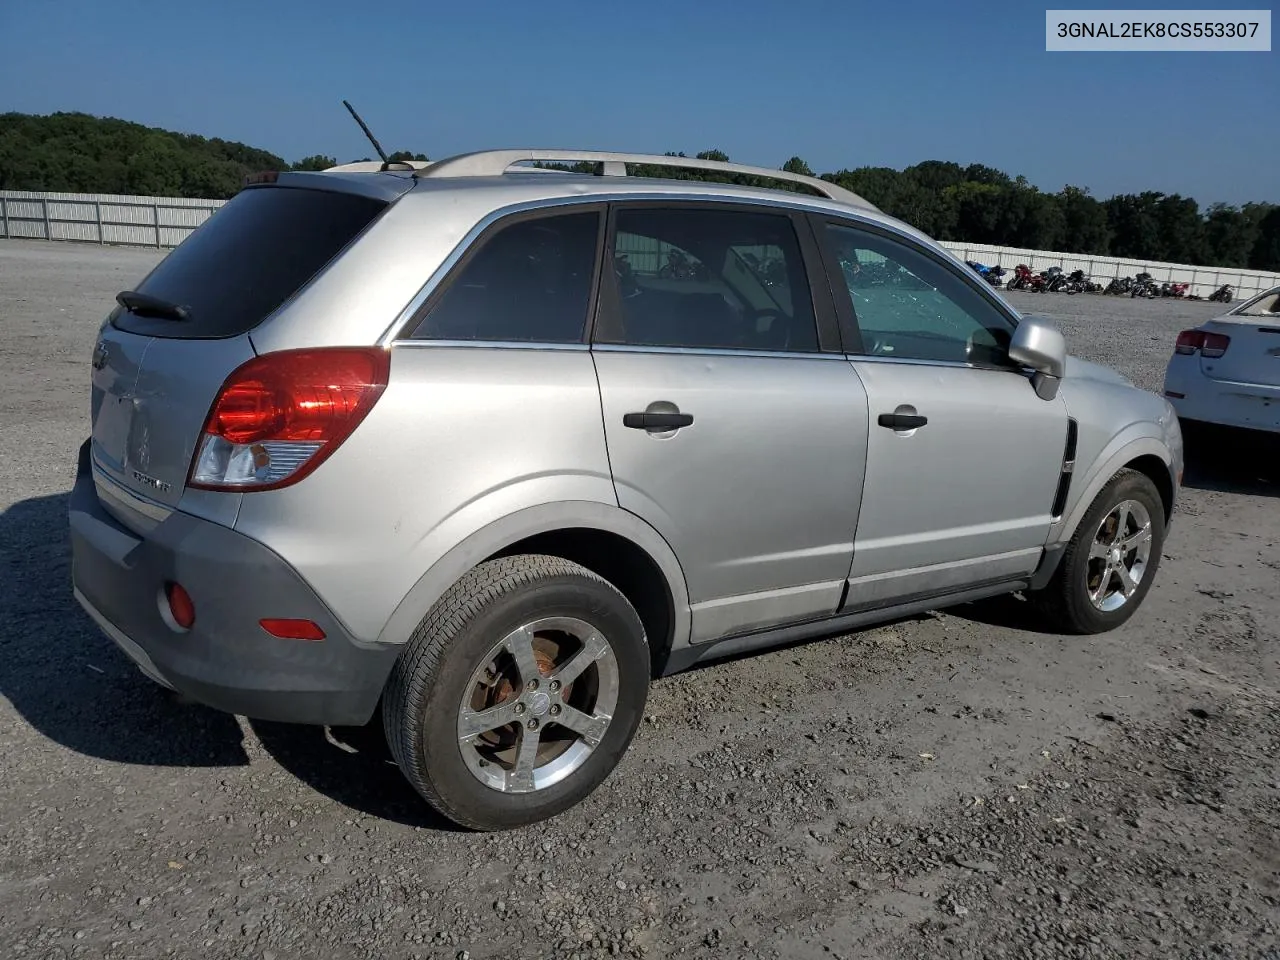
[115,290,191,321]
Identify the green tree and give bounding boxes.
[1201,204,1256,267]
[782,156,814,177]
[386,150,429,163]
[291,155,337,171]
[1058,185,1110,255]
[1250,207,1280,272]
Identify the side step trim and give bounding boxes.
[661,578,1027,676]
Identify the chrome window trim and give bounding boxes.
[381,190,917,346]
[593,343,844,362]
[393,339,590,353]
[846,353,1034,375]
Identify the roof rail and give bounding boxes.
[413,149,878,211]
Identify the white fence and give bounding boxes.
[3,189,1278,301]
[940,240,1280,302]
[0,191,224,248]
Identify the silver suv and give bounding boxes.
[70,150,1184,831]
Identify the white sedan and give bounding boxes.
[1163,285,1280,435]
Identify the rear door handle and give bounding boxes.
[623,412,694,430]
[877,413,928,430]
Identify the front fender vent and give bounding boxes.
[1051,418,1079,520]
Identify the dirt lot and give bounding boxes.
[1,239,1277,960]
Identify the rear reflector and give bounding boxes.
[1175,330,1231,358]
[166,582,195,629]
[189,347,390,492]
[259,618,326,641]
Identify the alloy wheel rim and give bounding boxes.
[456,617,619,794]
[1085,499,1154,612]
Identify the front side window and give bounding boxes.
[601,207,819,352]
[411,211,600,342]
[825,223,1015,366]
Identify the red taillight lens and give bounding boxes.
[166,582,195,629]
[189,348,389,492]
[1201,333,1230,358]
[1175,330,1203,355]
[259,618,326,641]
[1175,330,1230,358]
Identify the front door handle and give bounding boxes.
[877,412,928,430]
[623,412,694,430]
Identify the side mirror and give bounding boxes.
[1008,315,1066,401]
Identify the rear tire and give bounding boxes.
[382,555,650,831]
[1029,469,1166,634]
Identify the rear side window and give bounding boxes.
[113,186,387,339]
[409,211,601,343]
[598,207,819,353]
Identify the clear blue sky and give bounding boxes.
[1,0,1275,205]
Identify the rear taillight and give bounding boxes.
[1175,330,1230,358]
[189,348,389,492]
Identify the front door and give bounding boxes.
[817,218,1070,606]
[592,203,870,643]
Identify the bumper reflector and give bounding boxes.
[259,618,326,641]
[165,582,195,629]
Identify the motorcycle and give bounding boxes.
[1208,284,1234,303]
[1065,269,1102,294]
[1006,264,1046,293]
[965,261,1007,287]
[1130,272,1160,298]
[1043,266,1071,293]
[1104,276,1132,296]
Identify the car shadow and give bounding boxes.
[1,490,462,828]
[0,492,250,767]
[248,719,465,831]
[1180,423,1280,497]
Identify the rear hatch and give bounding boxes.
[1199,318,1280,388]
[90,181,393,518]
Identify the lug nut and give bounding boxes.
[549,679,561,692]
[514,703,526,715]
[550,705,561,716]
[528,718,540,731]
[527,679,539,691]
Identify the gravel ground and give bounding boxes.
[1,239,1277,960]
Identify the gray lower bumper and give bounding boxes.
[68,439,400,726]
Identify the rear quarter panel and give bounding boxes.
[231,344,620,644]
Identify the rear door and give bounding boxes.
[592,202,870,644]
[90,183,391,519]
[814,216,1070,605]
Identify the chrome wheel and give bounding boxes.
[456,617,619,794]
[1085,499,1154,612]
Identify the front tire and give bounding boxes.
[382,555,650,831]
[1030,469,1166,634]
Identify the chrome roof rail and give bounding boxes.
[413,149,878,211]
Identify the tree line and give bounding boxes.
[2,113,1277,271]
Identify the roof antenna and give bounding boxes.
[342,99,397,171]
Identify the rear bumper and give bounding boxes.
[68,440,400,726]
[1163,357,1280,434]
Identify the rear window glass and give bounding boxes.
[112,186,387,339]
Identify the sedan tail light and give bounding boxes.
[189,347,389,491]
[1175,330,1231,358]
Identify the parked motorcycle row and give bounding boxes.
[964,260,1234,302]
